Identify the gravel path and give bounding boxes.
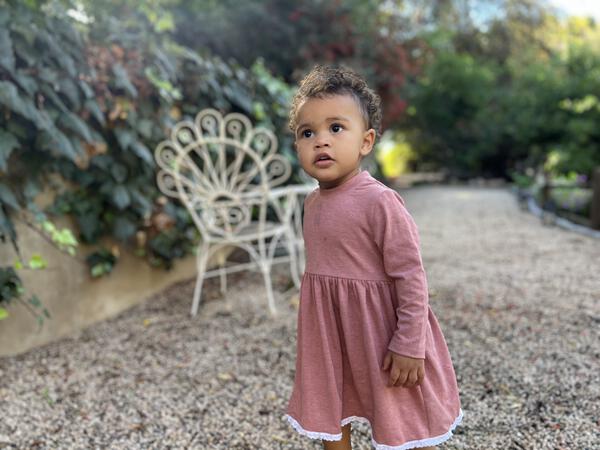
[1,184,599,449]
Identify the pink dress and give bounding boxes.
[284,170,463,449]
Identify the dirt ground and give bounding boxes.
[1,184,598,449]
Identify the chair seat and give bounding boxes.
[205,220,290,243]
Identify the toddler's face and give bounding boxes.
[294,94,375,189]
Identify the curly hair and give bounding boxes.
[288,64,382,140]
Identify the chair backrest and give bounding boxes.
[155,108,292,240]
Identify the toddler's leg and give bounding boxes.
[322,423,351,450]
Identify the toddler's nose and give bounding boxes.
[315,136,331,148]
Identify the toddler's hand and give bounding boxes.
[381,350,425,388]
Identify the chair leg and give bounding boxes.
[285,229,301,289]
[191,243,210,317]
[261,263,277,317]
[297,238,306,275]
[217,250,227,295]
[191,272,204,317]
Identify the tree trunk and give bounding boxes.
[541,170,552,210]
[591,166,600,230]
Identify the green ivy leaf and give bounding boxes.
[144,67,181,100]
[38,30,76,77]
[0,307,8,320]
[136,119,154,139]
[79,80,94,99]
[42,220,55,234]
[113,216,136,241]
[130,188,152,216]
[0,28,15,73]
[114,128,135,150]
[28,295,41,307]
[23,178,40,202]
[223,82,253,113]
[58,111,93,142]
[40,84,69,113]
[153,47,176,78]
[37,67,58,85]
[14,70,37,97]
[84,99,106,126]
[113,64,138,98]
[112,185,131,210]
[0,7,10,27]
[7,121,28,140]
[57,78,80,109]
[0,206,17,247]
[130,141,154,165]
[77,213,102,243]
[37,129,79,161]
[0,130,19,171]
[0,183,19,210]
[56,18,83,49]
[12,33,36,65]
[28,254,47,270]
[91,262,110,277]
[111,163,128,183]
[56,228,78,248]
[0,81,48,128]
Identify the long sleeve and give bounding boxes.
[371,189,429,359]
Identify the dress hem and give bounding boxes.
[285,408,463,450]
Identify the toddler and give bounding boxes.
[284,65,463,450]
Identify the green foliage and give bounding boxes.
[86,248,117,278]
[375,131,417,179]
[0,267,22,308]
[0,266,51,325]
[0,0,268,324]
[507,170,535,189]
[402,24,600,180]
[41,221,78,255]
[0,1,296,316]
[0,217,74,321]
[171,0,417,128]
[402,51,497,177]
[27,254,47,270]
[550,187,592,216]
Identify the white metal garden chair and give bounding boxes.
[154,108,311,316]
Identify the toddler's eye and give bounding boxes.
[301,129,313,138]
[331,124,343,133]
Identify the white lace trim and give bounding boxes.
[285,408,463,449]
[285,414,342,441]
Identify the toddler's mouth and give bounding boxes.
[314,152,333,163]
[315,159,334,168]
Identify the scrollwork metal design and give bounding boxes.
[154,108,310,317]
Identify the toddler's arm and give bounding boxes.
[372,189,429,360]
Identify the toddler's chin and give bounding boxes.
[302,169,327,183]
[313,175,334,185]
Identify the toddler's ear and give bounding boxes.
[360,128,376,156]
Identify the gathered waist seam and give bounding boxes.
[304,271,393,284]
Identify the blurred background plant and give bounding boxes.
[1,0,599,317]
